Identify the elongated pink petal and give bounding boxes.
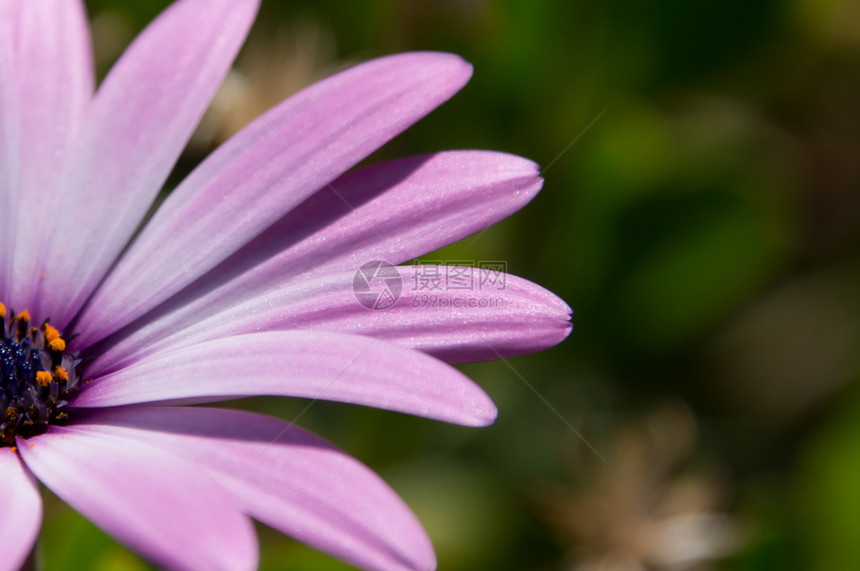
[75,52,473,346]
[74,407,436,571]
[75,331,496,427]
[76,151,541,349]
[86,268,571,376]
[19,426,258,571]
[35,0,259,327]
[193,151,541,294]
[5,0,93,311]
[0,26,17,299]
[0,449,41,571]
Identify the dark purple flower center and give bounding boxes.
[0,303,80,447]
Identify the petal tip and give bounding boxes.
[462,387,498,427]
[473,402,499,427]
[403,50,473,87]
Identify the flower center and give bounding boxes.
[0,303,80,446]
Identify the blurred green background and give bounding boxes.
[40,1,860,569]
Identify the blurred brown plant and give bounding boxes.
[537,403,743,571]
[191,17,341,150]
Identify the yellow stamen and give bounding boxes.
[36,371,53,387]
[0,302,5,319]
[43,324,61,342]
[15,309,30,341]
[54,367,69,383]
[49,338,66,352]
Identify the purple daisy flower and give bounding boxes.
[0,1,572,570]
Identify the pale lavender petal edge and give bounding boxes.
[73,406,436,571]
[7,0,93,312]
[37,0,260,328]
[0,449,41,571]
[0,25,17,300]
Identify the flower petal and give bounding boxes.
[5,0,93,311]
[36,0,259,327]
[75,52,473,345]
[0,25,18,299]
[77,150,541,348]
[75,331,496,427]
[86,268,571,376]
[19,426,258,571]
[0,449,41,571]
[74,407,436,571]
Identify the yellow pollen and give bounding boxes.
[43,324,61,342]
[49,338,66,352]
[54,367,69,382]
[17,309,29,323]
[0,302,5,318]
[36,371,53,387]
[10,446,16,453]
